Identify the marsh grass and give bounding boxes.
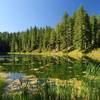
[0,56,100,100]
[1,75,100,100]
[0,77,6,99]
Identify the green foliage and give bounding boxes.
[73,6,92,51]
[90,15,98,48]
[0,6,100,52]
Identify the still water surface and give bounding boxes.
[0,54,100,99]
[0,55,99,79]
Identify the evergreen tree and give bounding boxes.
[55,24,62,51]
[0,6,99,53]
[73,5,91,51]
[90,15,97,48]
[49,29,57,50]
[43,26,52,50]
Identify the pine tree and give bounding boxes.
[60,12,69,50]
[0,6,99,53]
[73,5,91,51]
[66,17,73,51]
[90,15,97,48]
[82,13,92,52]
[55,24,62,51]
[49,29,57,50]
[43,26,52,50]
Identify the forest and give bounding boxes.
[0,6,100,53]
[0,4,100,100]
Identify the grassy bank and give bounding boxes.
[68,49,100,61]
[7,48,100,61]
[87,48,100,62]
[8,50,67,57]
[68,50,82,60]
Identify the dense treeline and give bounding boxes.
[0,6,100,52]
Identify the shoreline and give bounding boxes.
[2,48,100,62]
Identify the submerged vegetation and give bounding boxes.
[0,55,99,100]
[0,76,100,100]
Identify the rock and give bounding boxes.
[4,75,38,93]
[34,68,39,71]
[12,79,21,85]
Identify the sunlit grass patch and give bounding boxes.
[87,48,100,61]
[68,50,83,60]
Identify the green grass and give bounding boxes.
[7,48,100,61]
[68,49,82,60]
[1,75,100,100]
[0,77,5,99]
[87,48,100,61]
[0,77,5,89]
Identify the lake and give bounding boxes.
[0,54,100,100]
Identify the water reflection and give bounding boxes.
[0,55,100,80]
[0,54,100,99]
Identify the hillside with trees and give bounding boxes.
[0,6,100,53]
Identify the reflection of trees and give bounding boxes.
[0,55,100,99]
[0,55,99,79]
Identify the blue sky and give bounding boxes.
[0,0,100,32]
